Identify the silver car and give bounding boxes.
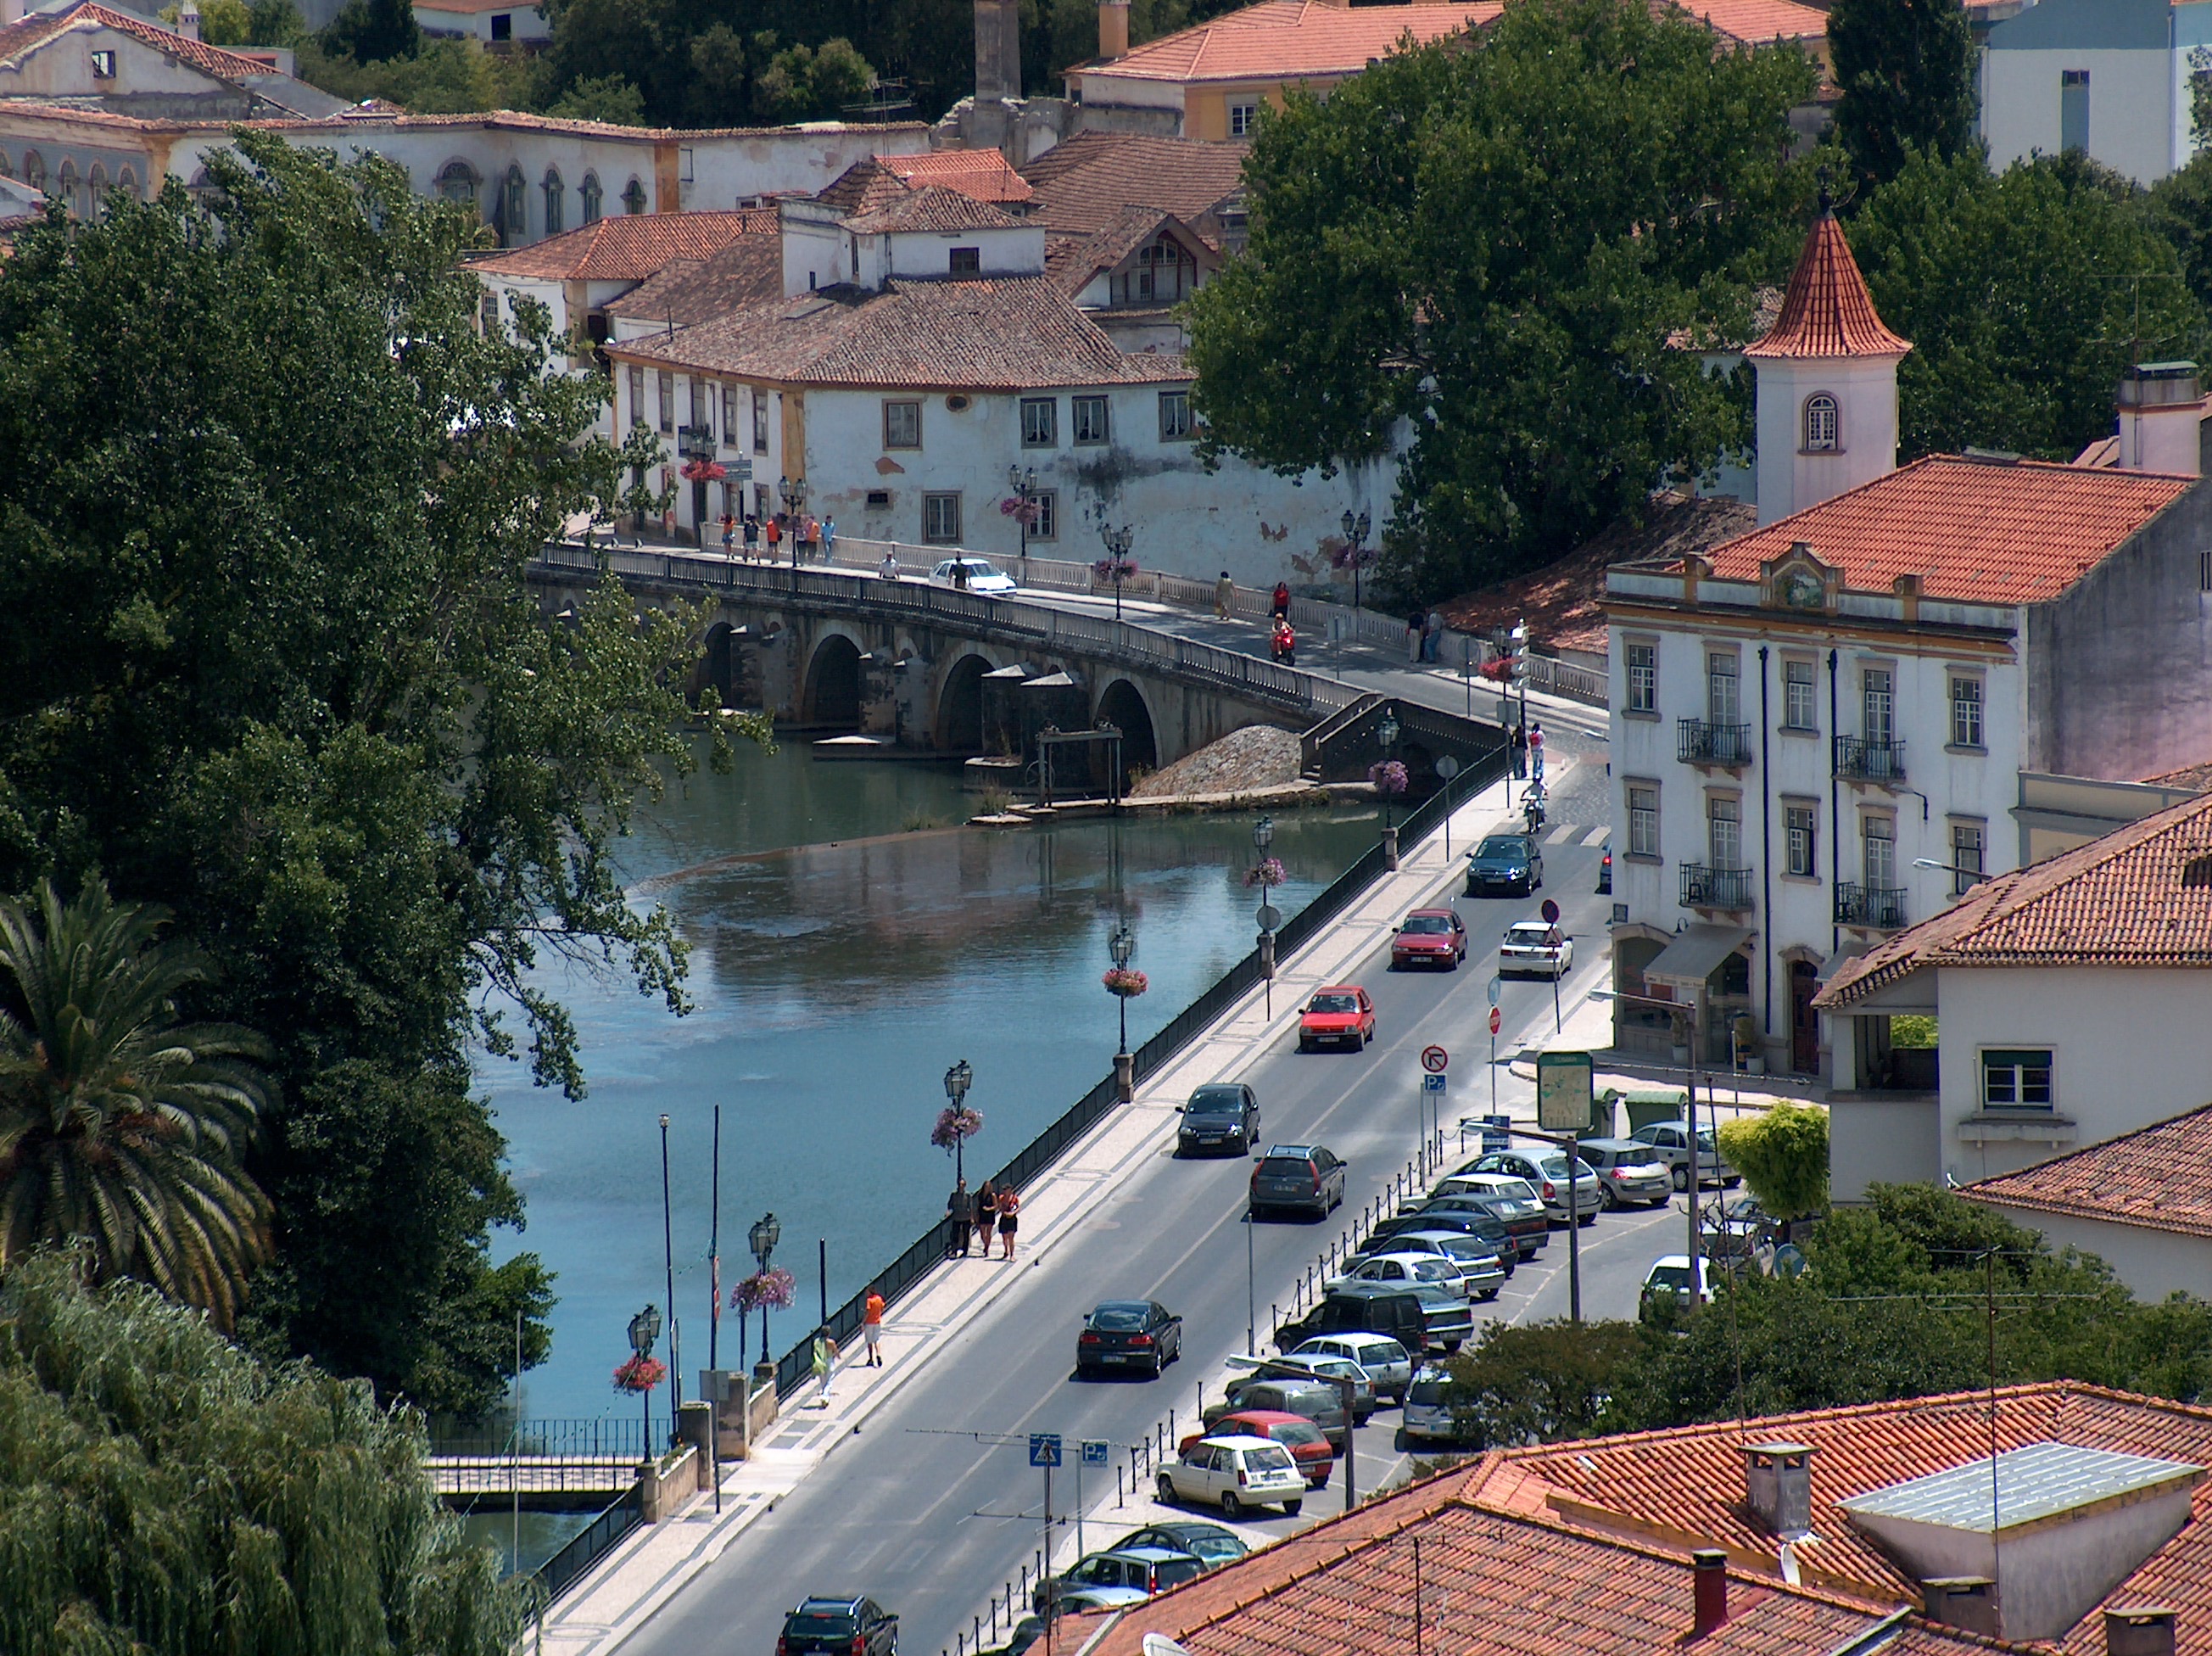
[1463,1149,1603,1224]
[1577,1138,1676,1209]
[1629,1120,1740,1191]
[1325,1251,1483,1299]
[1289,1334,1413,1404]
[1402,1365,1472,1447]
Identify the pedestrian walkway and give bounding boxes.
[528,761,1560,1656]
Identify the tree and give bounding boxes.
[0,1252,526,1656]
[159,0,253,42]
[1185,0,1820,603]
[323,0,420,63]
[550,70,647,126]
[0,137,733,1413]
[1714,1101,1829,1222]
[1441,1318,1645,1446]
[0,881,274,1331]
[1827,0,1977,191]
[246,0,308,45]
[1853,149,2207,462]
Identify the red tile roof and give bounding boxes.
[1685,456,2195,604]
[0,0,288,83]
[604,233,783,325]
[465,210,769,283]
[1745,210,1909,360]
[1817,789,2212,1005]
[1674,0,1829,43]
[874,148,1035,205]
[842,184,1027,235]
[1019,131,1251,238]
[607,275,1190,391]
[1964,1105,2212,1239]
[1075,0,1500,87]
[1047,204,1220,295]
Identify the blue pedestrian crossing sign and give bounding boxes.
[1082,1439,1111,1466]
[1030,1433,1063,1468]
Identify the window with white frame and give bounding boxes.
[1020,397,1057,447]
[627,365,645,427]
[1706,653,1740,724]
[656,371,673,434]
[1802,393,1838,452]
[1785,803,1817,878]
[1708,796,1742,869]
[1950,675,1984,748]
[1031,490,1057,540]
[1628,784,1659,858]
[752,389,768,456]
[1625,642,1656,713]
[722,385,738,448]
[1072,396,1109,445]
[1862,814,1896,887]
[884,400,922,450]
[1863,666,1894,745]
[1159,389,1193,440]
[1950,820,1985,896]
[1229,102,1260,137]
[1783,659,1817,730]
[923,492,962,543]
[1982,1048,2053,1110]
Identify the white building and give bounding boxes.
[1814,790,2212,1217]
[1603,210,2212,1085]
[412,0,550,45]
[1980,0,2212,185]
[603,181,1385,580]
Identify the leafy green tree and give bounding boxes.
[1854,149,2206,462]
[247,0,308,45]
[0,881,274,1332]
[0,137,729,1413]
[1827,0,1977,190]
[0,1252,525,1656]
[550,70,647,125]
[299,34,545,111]
[1441,1318,1644,1446]
[1714,1101,1829,1222]
[159,0,253,42]
[324,0,421,64]
[1185,0,1819,602]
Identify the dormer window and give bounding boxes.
[949,246,980,274]
[90,48,115,77]
[1802,393,1839,453]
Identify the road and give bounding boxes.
[626,831,1662,1656]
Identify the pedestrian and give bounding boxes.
[1405,611,1422,663]
[720,512,735,557]
[880,549,900,582]
[952,559,969,590]
[1425,608,1444,663]
[862,1289,886,1367]
[743,514,759,558]
[1271,581,1291,621]
[1214,570,1235,620]
[809,1325,839,1407]
[823,515,837,561]
[1510,721,1528,780]
[764,514,782,560]
[1528,721,1545,780]
[802,513,821,561]
[975,1177,998,1249]
[947,1177,974,1256]
[996,1184,1021,1260]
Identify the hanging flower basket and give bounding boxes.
[730,1266,796,1312]
[1093,557,1139,581]
[1369,759,1410,798]
[679,459,728,483]
[1102,966,1149,999]
[612,1354,668,1395]
[931,1105,985,1152]
[999,496,1041,525]
[1330,540,1379,572]
[1243,857,1287,889]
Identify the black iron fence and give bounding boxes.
[429,1416,649,1461]
[529,1491,644,1606]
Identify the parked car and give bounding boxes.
[1177,1083,1260,1157]
[1033,1547,1208,1615]
[1297,987,1376,1051]
[1289,1334,1413,1404]
[1629,1120,1741,1191]
[1390,909,1467,971]
[1401,1365,1475,1448]
[1327,1250,1501,1303]
[929,557,1017,594]
[1597,841,1612,893]
[1352,1228,1517,1291]
[1465,833,1542,897]
[1245,1352,1377,1422]
[1397,1200,1523,1273]
[1576,1138,1676,1209]
[1181,1410,1335,1487]
[1639,1254,1715,1316]
[1031,1586,1147,1621]
[1076,1300,1184,1378]
[1498,920,1574,978]
[1463,1149,1601,1224]
[1366,1211,1516,1267]
[1117,1522,1249,1568]
[1206,1378,1349,1448]
[1425,1173,1549,1257]
[778,1597,899,1656]
[1249,1144,1347,1220]
[1155,1434,1307,1518]
[1277,1283,1474,1357]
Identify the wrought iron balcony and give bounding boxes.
[1835,882,1908,930]
[1679,864,1755,911]
[1678,719,1753,768]
[1834,736,1907,784]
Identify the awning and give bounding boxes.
[1642,924,1751,987]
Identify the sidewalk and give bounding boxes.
[529,760,1561,1656]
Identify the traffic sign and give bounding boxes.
[1481,1113,1511,1151]
[1434,755,1461,781]
[1540,898,1561,925]
[1422,1072,1447,1094]
[1486,977,1503,1007]
[1255,903,1282,932]
[1488,1006,1502,1037]
[1029,1433,1063,1468]
[1081,1439,1111,1466]
[1536,1049,1595,1133]
[1421,1044,1449,1074]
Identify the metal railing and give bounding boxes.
[1679,864,1755,911]
[529,1491,643,1605]
[1834,881,1908,930]
[1676,719,1752,767]
[428,1416,648,1460]
[1834,736,1907,784]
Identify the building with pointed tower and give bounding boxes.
[1601,208,2212,1127]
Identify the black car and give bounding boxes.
[1275,1284,1474,1356]
[1368,1208,1515,1263]
[1597,840,1612,894]
[1118,1521,1252,1569]
[778,1597,898,1656]
[1177,1083,1260,1157]
[1465,832,1542,898]
[1249,1144,1347,1220]
[1077,1299,1184,1377]
[1394,1199,1520,1273]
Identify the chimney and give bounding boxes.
[973,0,1021,103]
[1097,0,1129,61]
[2105,1607,2179,1656]
[177,0,200,36]
[2116,361,2203,476]
[1921,1578,2002,1639]
[1691,1550,1729,1637]
[1744,1442,1815,1538]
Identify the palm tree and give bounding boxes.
[0,879,276,1329]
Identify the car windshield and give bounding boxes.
[1091,1306,1149,1330]
[789,1612,858,1636]
[1307,993,1358,1013]
[1505,925,1551,943]
[1474,837,1525,859]
[1434,1238,1493,1262]
[1354,1340,1407,1365]
[1187,1089,1243,1116]
[1647,1266,1694,1293]
[1405,1374,1449,1406]
[1155,1558,1205,1588]
[1400,915,1453,934]
[1260,1157,1311,1178]
[1539,1156,1589,1178]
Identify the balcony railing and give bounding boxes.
[1835,881,1908,930]
[1678,719,1753,768]
[1679,864,1755,911]
[1835,736,1907,784]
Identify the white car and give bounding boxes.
[1155,1434,1307,1519]
[1499,920,1573,978]
[1325,1251,1479,1301]
[930,557,1017,594]
[1289,1334,1413,1404]
[1640,1254,1715,1313]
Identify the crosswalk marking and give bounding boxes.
[1538,823,1610,846]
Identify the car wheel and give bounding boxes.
[1157,1473,1177,1503]
[1283,1499,1303,1517]
[1578,1210,1597,1227]
[1600,1183,1620,1211]
[1221,1491,1243,1519]
[1442,1338,1462,1354]
[1724,1176,1743,1189]
[1672,1165,1690,1192]
[1482,1284,1501,1301]
[1150,1352,1163,1379]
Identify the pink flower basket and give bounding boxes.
[932,1105,985,1151]
[731,1267,796,1312]
[613,1354,668,1395]
[1102,967,1149,999]
[1369,759,1410,797]
[1243,858,1287,889]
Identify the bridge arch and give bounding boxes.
[701,621,736,705]
[1096,678,1159,790]
[803,631,864,728]
[936,651,991,752]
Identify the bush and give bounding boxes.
[1715,1101,1829,1220]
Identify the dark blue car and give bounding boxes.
[1465,833,1542,897]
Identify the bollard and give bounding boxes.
[975,1618,982,1652]
[1019,1564,1028,1598]
[1169,1407,1176,1443]
[1117,1463,1125,1508]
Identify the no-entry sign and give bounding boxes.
[1421,1045,1449,1074]
[1489,1006,1503,1037]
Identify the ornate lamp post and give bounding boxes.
[941,1059,975,1185]
[779,474,808,568]
[625,1303,662,1448]
[1374,704,1404,871]
[1251,814,1282,1017]
[1104,923,1144,1101]
[1337,510,1374,611]
[1097,523,1136,621]
[1007,465,1036,571]
[747,1211,781,1372]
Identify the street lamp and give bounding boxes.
[628,1303,662,1447]
[1253,814,1278,1017]
[1338,509,1373,611]
[943,1059,974,1185]
[658,1112,680,1428]
[1008,464,1036,571]
[1109,925,1136,1057]
[1098,523,1134,621]
[747,1211,780,1368]
[779,475,808,568]
[1377,704,1402,870]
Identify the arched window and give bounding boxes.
[116,165,137,199]
[542,165,564,235]
[1802,392,1839,453]
[22,151,44,193]
[501,164,527,243]
[87,163,107,220]
[433,159,478,209]
[579,171,602,223]
[56,159,78,215]
[622,176,646,215]
[0,151,13,180]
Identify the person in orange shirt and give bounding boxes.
[862,1289,886,1368]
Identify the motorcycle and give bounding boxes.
[1522,785,1547,836]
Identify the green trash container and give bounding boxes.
[1586,1091,1618,1140]
[1622,1089,1689,1133]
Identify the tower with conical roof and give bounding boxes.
[1744,204,1912,526]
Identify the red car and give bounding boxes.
[1299,986,1376,1052]
[1181,1410,1336,1488]
[1390,909,1466,971]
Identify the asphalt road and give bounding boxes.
[625,834,1674,1656]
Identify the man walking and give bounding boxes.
[862,1289,886,1368]
[947,1178,974,1257]
[1214,570,1235,620]
[809,1326,839,1407]
[1510,722,1528,780]
[823,515,837,561]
